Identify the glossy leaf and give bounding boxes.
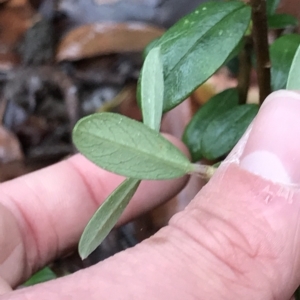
[270,34,300,91]
[143,37,160,59]
[139,1,251,112]
[183,88,239,162]
[79,178,140,259]
[73,113,192,180]
[24,267,57,286]
[201,104,259,160]
[268,14,298,29]
[141,47,164,132]
[287,45,300,90]
[266,0,280,15]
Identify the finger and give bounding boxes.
[0,134,189,287]
[5,91,300,299]
[168,90,300,299]
[0,277,12,296]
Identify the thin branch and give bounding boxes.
[250,0,271,104]
[237,37,252,104]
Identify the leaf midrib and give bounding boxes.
[164,4,247,82]
[76,129,191,173]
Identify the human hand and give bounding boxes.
[1,90,300,299]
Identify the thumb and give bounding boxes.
[170,90,300,299]
[4,90,300,300]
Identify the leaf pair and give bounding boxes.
[73,112,192,181]
[183,89,258,161]
[76,47,174,259]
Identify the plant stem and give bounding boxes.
[250,0,271,104]
[237,37,252,104]
[191,163,216,180]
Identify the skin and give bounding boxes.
[0,90,300,299]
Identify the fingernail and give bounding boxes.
[240,90,300,185]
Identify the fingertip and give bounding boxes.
[0,278,12,295]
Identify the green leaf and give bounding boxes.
[212,161,222,169]
[287,44,300,90]
[141,47,164,132]
[73,113,192,180]
[138,1,251,112]
[143,37,160,60]
[266,0,280,15]
[182,88,239,162]
[24,267,57,286]
[79,178,140,259]
[268,13,298,29]
[201,104,259,160]
[270,34,300,91]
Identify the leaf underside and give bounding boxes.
[79,178,141,259]
[141,47,164,132]
[73,113,192,180]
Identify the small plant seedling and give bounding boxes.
[73,1,300,282]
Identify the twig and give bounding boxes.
[237,37,252,104]
[250,0,271,104]
[190,163,216,181]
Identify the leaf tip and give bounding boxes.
[78,239,89,260]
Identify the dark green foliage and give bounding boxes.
[201,104,259,160]
[183,88,239,162]
[266,0,280,15]
[138,0,251,112]
[24,267,57,286]
[270,34,300,90]
[268,14,298,29]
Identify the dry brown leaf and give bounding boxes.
[0,2,34,70]
[56,22,164,61]
[0,126,23,163]
[0,53,20,71]
[93,0,120,4]
[6,0,28,7]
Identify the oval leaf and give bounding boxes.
[268,13,298,29]
[287,44,300,90]
[139,1,251,112]
[79,178,140,259]
[183,88,239,162]
[73,113,192,179]
[201,104,259,160]
[270,34,300,91]
[267,0,280,15]
[141,47,164,131]
[24,267,56,286]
